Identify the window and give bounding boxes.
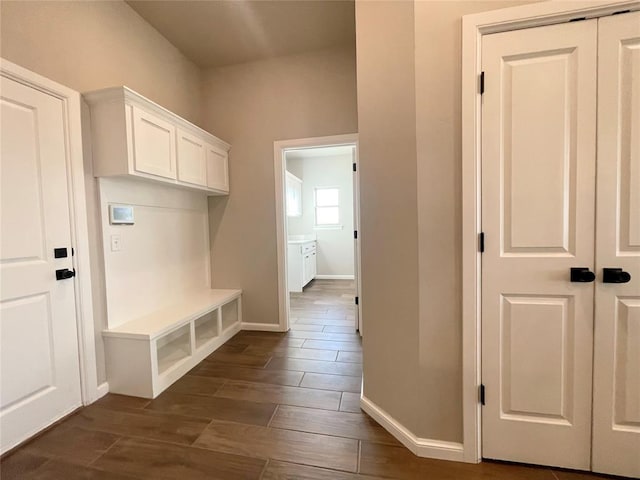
[315,187,340,226]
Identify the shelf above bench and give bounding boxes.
[103,288,242,399]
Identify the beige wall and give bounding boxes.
[1,0,203,384]
[356,0,540,442]
[202,46,358,326]
[0,0,202,126]
[355,0,423,440]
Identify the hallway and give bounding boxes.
[0,280,615,479]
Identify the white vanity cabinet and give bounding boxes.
[84,86,230,195]
[288,240,317,292]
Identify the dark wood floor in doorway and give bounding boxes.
[1,280,616,479]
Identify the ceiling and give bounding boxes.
[126,0,356,69]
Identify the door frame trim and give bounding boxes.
[273,133,360,332]
[460,0,640,463]
[0,58,99,405]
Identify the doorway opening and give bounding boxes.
[273,134,360,334]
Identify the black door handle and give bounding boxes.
[56,268,76,281]
[570,267,595,282]
[603,268,631,283]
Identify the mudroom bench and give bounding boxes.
[102,289,241,398]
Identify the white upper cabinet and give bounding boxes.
[206,143,229,193]
[84,87,230,195]
[176,128,207,187]
[132,106,177,179]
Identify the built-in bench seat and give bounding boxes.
[102,289,242,398]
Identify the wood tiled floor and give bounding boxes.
[0,280,618,479]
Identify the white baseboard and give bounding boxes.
[360,395,465,462]
[314,275,355,280]
[241,322,285,332]
[96,382,109,399]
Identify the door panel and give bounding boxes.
[481,20,597,469]
[592,11,640,478]
[0,75,81,453]
[504,52,577,254]
[206,144,229,192]
[132,106,177,179]
[177,128,207,187]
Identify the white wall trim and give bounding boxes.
[0,58,99,405]
[361,395,464,462]
[460,0,640,464]
[96,382,109,399]
[274,134,360,333]
[314,275,355,280]
[241,322,285,332]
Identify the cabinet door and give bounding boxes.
[311,250,317,279]
[206,144,229,192]
[131,106,177,179]
[176,128,207,186]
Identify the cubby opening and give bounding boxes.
[195,309,219,349]
[156,323,191,374]
[221,299,239,332]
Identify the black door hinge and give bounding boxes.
[354,230,358,239]
[480,72,485,95]
[355,296,359,306]
[479,232,485,253]
[353,163,357,172]
[480,384,485,405]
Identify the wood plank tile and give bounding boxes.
[337,351,362,363]
[261,460,385,480]
[215,380,341,410]
[302,339,361,352]
[28,459,137,479]
[93,437,265,480]
[227,335,306,348]
[189,363,303,386]
[293,317,352,325]
[289,323,325,332]
[22,425,120,466]
[323,325,358,334]
[359,442,558,480]
[145,392,276,426]
[243,345,338,361]
[340,392,362,413]
[164,374,225,396]
[300,373,361,393]
[204,351,271,367]
[94,394,150,410]
[266,357,362,377]
[287,330,362,342]
[271,405,399,445]
[212,343,249,354]
[64,404,210,445]
[194,420,358,472]
[0,450,49,480]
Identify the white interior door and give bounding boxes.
[352,146,361,334]
[0,75,82,453]
[592,11,640,478]
[481,20,597,470]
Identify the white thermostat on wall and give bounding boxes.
[109,205,135,225]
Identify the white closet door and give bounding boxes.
[592,11,640,478]
[481,20,597,469]
[0,76,82,453]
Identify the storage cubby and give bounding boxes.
[194,309,219,349]
[221,298,239,332]
[103,289,242,398]
[156,324,191,374]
